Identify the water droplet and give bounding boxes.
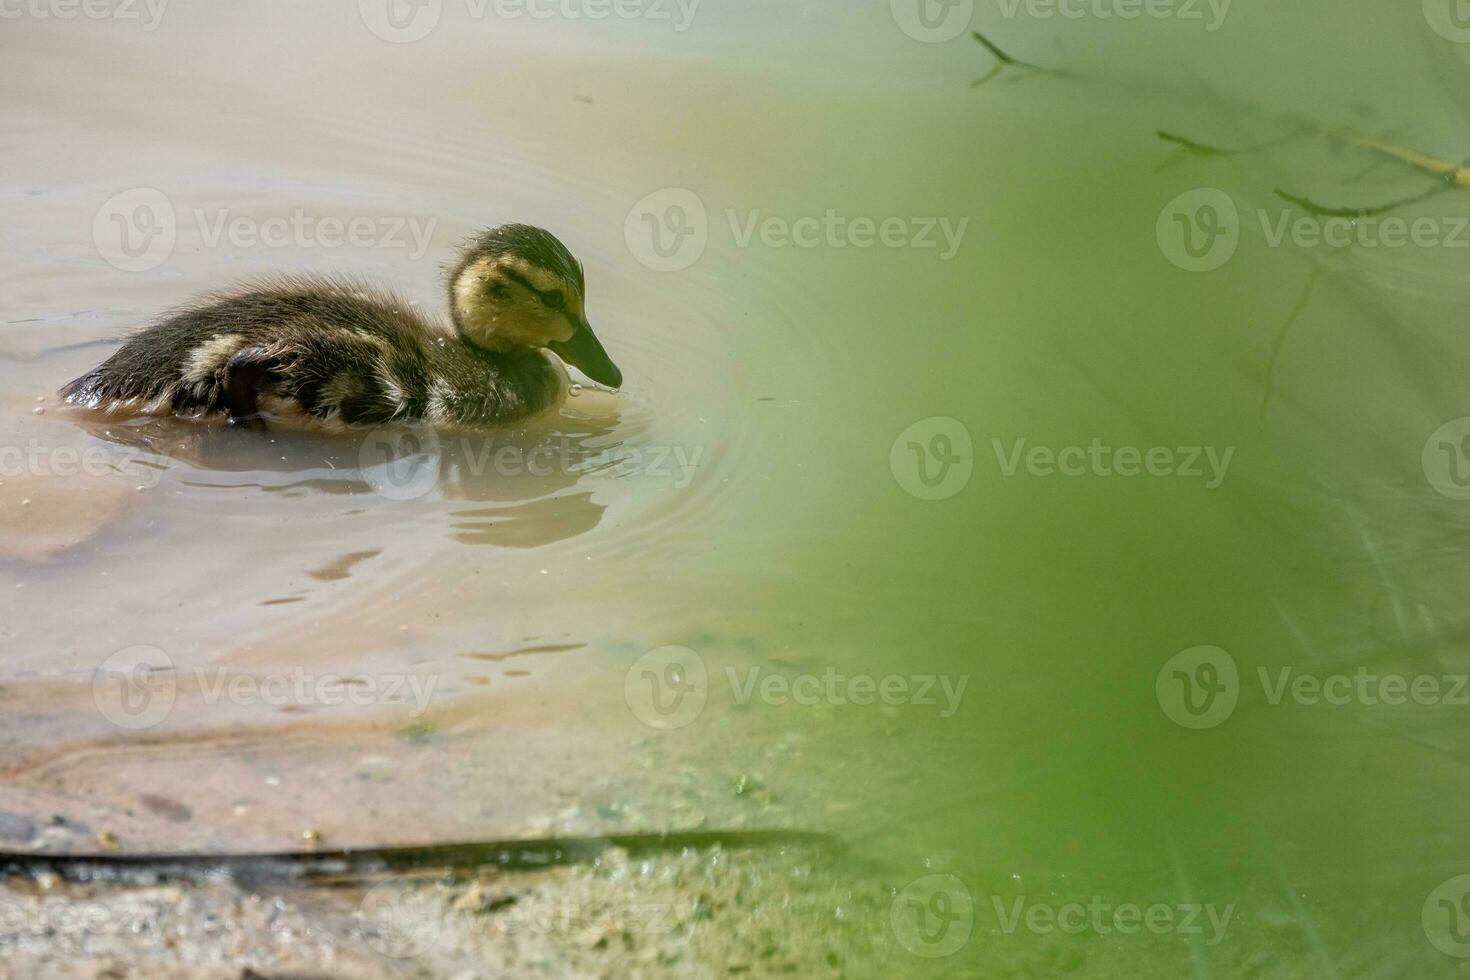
[568,383,583,397]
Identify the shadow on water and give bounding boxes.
[67,396,650,550]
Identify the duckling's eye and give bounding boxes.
[486,281,510,300]
[541,290,565,311]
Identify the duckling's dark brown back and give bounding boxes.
[60,275,563,429]
[61,277,437,419]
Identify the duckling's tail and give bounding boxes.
[57,367,109,407]
[58,360,188,414]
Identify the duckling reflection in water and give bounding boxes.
[61,225,622,431]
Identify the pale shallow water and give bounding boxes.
[5,2,1470,976]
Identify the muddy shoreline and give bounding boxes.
[0,842,897,980]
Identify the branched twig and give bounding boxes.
[1156,128,1310,158]
[1269,133,1470,215]
[972,30,1043,71]
[1156,130,1233,157]
[1273,181,1453,218]
[970,30,1076,87]
[1336,133,1470,187]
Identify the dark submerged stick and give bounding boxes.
[972,29,1470,205]
[972,30,1045,72]
[1157,128,1311,158]
[1273,180,1455,219]
[970,30,1080,87]
[0,828,846,885]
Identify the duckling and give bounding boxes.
[60,224,622,430]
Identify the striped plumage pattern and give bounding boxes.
[61,275,564,430]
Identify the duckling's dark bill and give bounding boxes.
[550,319,622,389]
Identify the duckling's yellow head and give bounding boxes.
[449,224,622,388]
